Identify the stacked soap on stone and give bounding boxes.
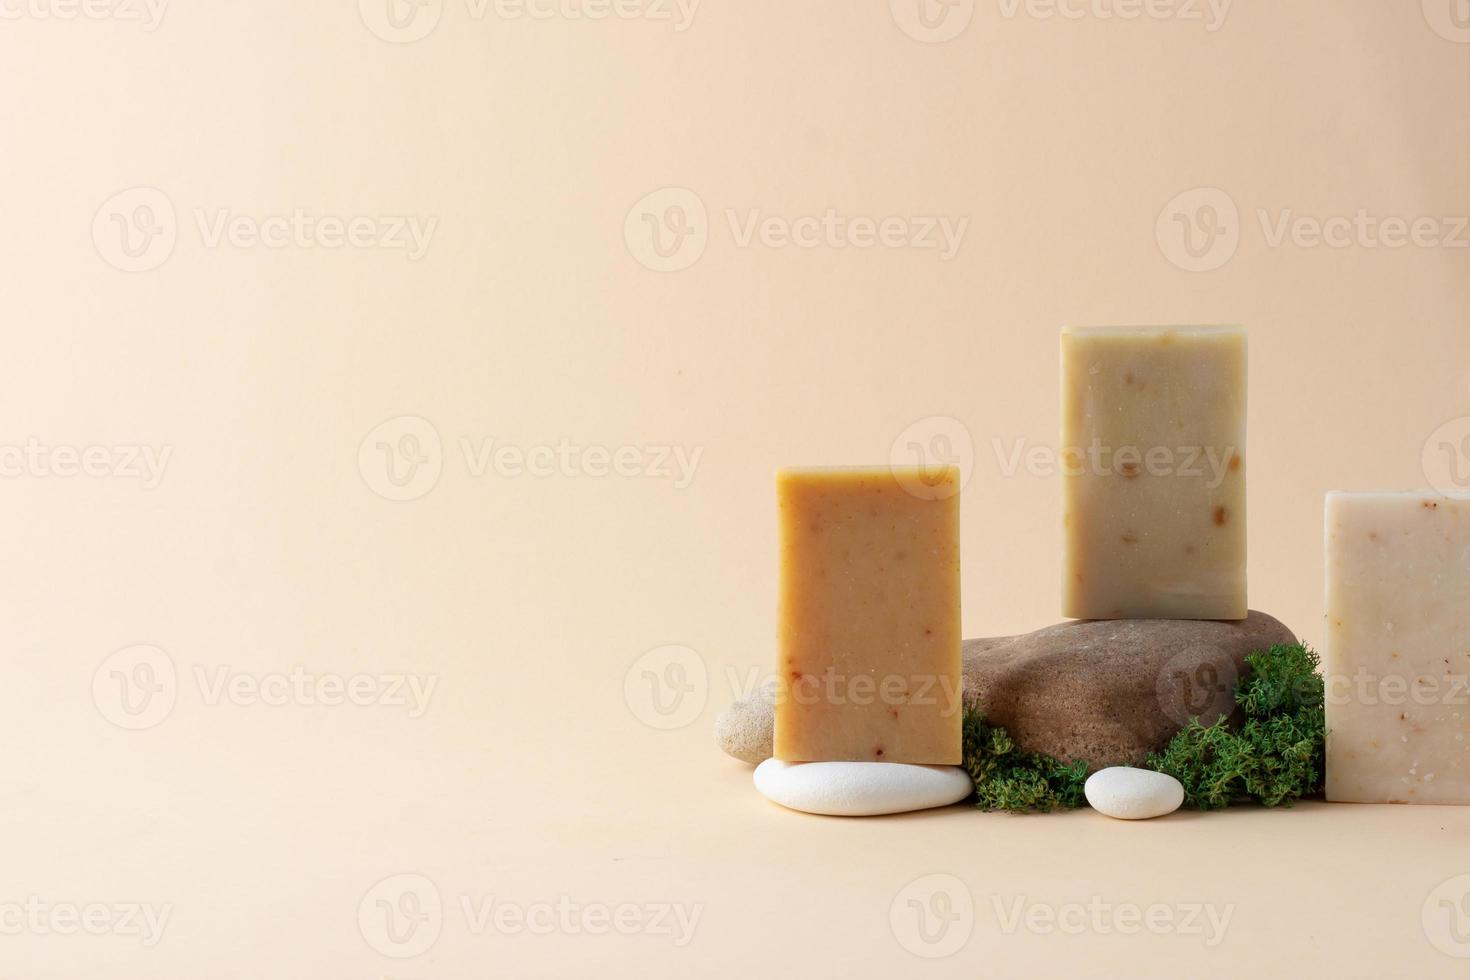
[740,326,1255,818]
[1325,492,1470,805]
[1052,325,1249,816]
[754,466,973,816]
[1062,325,1247,621]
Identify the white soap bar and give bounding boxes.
[753,760,973,816]
[1325,492,1470,804]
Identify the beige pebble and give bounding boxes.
[714,680,775,764]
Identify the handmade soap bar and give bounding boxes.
[1061,325,1247,620]
[774,467,962,764]
[1325,492,1470,804]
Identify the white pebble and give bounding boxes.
[1084,767,1185,820]
[753,760,973,816]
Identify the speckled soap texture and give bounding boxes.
[1325,492,1470,804]
[773,466,962,765]
[1061,326,1247,621]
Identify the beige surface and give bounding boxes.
[775,467,962,764]
[1325,492,1470,804]
[1061,325,1248,620]
[0,0,1468,976]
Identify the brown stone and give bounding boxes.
[963,610,1297,768]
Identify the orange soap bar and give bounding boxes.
[773,467,962,764]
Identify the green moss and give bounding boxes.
[961,642,1326,814]
[1145,643,1325,809]
[961,710,1089,812]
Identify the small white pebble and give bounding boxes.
[1084,767,1184,821]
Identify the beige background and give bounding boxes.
[1,0,1468,976]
